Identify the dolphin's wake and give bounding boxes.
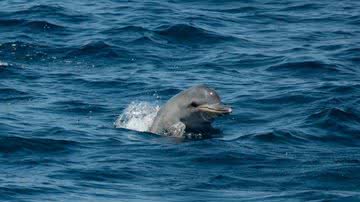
[114,101,160,132]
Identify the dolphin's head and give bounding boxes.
[177,85,232,132]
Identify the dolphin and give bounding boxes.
[149,85,232,138]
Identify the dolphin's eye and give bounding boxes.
[190,102,199,108]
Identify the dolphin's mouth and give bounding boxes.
[197,103,232,115]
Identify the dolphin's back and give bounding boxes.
[149,92,184,134]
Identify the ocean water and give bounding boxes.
[1,0,360,201]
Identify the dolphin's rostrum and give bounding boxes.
[149,85,232,138]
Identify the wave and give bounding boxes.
[101,26,167,46]
[334,47,360,63]
[12,4,67,15]
[0,19,25,26]
[0,87,34,102]
[9,4,88,23]
[50,100,108,115]
[65,41,122,59]
[317,84,360,96]
[203,6,258,13]
[154,24,235,44]
[0,41,48,52]
[307,107,360,128]
[0,61,42,81]
[102,24,239,46]
[278,3,322,11]
[24,20,65,31]
[0,41,59,64]
[101,25,149,36]
[302,107,360,146]
[192,151,247,165]
[348,15,360,25]
[194,174,271,190]
[238,130,308,145]
[54,75,148,91]
[253,93,319,106]
[56,167,139,182]
[266,61,341,76]
[0,18,66,34]
[0,136,77,154]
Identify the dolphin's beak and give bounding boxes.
[197,103,232,115]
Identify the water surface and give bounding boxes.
[1,0,360,201]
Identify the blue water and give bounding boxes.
[1,0,360,201]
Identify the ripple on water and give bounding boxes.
[0,87,33,102]
[266,61,340,77]
[0,136,77,154]
[154,24,237,44]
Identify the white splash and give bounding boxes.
[114,101,160,132]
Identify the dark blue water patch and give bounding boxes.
[53,76,147,92]
[0,63,43,83]
[189,153,243,168]
[193,174,273,190]
[0,87,32,102]
[239,130,309,145]
[348,15,360,25]
[103,28,169,48]
[50,99,109,115]
[0,19,25,27]
[0,41,64,64]
[55,166,140,183]
[223,54,286,70]
[248,190,360,201]
[0,122,16,133]
[30,127,91,140]
[153,24,236,45]
[203,6,259,14]
[100,25,150,40]
[333,47,360,63]
[0,18,65,31]
[24,20,65,32]
[0,136,77,154]
[307,107,360,126]
[123,35,167,47]
[1,4,89,24]
[317,83,360,95]
[317,43,344,52]
[64,41,128,60]
[253,92,320,107]
[266,60,339,74]
[105,23,250,49]
[277,3,323,11]
[295,165,360,191]
[0,186,63,201]
[305,107,360,137]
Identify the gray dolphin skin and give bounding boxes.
[149,85,232,138]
